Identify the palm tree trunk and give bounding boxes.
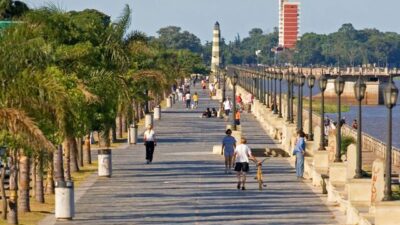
[83,134,91,165]
[31,158,36,198]
[116,116,122,139]
[69,137,79,173]
[8,149,18,225]
[35,153,44,203]
[100,129,111,148]
[62,139,71,181]
[54,145,64,183]
[45,152,55,195]
[76,137,83,168]
[1,165,7,220]
[18,150,30,212]
[111,122,117,143]
[122,115,127,133]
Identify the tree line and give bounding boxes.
[153,24,400,68]
[0,2,206,224]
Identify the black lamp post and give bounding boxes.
[266,70,271,108]
[144,89,149,114]
[262,67,266,105]
[232,70,239,131]
[222,69,226,101]
[289,69,295,124]
[334,75,345,162]
[278,69,283,118]
[297,72,306,131]
[318,72,328,150]
[307,71,316,141]
[273,70,278,114]
[353,74,366,178]
[383,75,398,201]
[285,69,290,122]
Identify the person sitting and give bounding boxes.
[211,108,218,117]
[202,108,212,118]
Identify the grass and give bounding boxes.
[0,162,98,225]
[301,98,350,114]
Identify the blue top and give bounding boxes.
[222,136,236,153]
[293,137,306,155]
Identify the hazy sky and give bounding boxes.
[25,0,400,43]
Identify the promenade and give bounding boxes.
[43,86,344,225]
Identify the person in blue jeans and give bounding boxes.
[293,130,306,179]
[221,129,236,174]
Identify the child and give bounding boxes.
[235,110,241,126]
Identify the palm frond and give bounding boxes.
[0,108,55,152]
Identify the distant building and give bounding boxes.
[278,0,300,49]
[211,22,221,73]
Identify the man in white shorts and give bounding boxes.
[233,137,259,190]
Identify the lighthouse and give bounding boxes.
[211,22,221,74]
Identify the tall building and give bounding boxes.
[211,22,221,73]
[278,0,300,49]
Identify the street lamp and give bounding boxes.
[289,69,295,124]
[262,67,266,105]
[222,69,226,101]
[353,73,366,178]
[307,71,316,141]
[278,69,283,118]
[383,75,398,201]
[273,69,278,114]
[318,72,328,150]
[232,70,239,131]
[285,69,291,122]
[266,69,271,108]
[297,71,306,131]
[334,75,345,162]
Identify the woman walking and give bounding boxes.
[185,91,191,109]
[293,130,306,179]
[144,125,157,164]
[221,129,236,174]
[233,137,259,190]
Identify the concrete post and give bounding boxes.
[128,125,137,144]
[98,149,112,177]
[154,106,161,120]
[55,181,74,220]
[166,96,172,108]
[145,114,153,128]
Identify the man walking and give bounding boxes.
[144,125,157,164]
[185,92,191,109]
[233,137,259,190]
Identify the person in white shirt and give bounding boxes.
[233,137,259,190]
[223,98,232,121]
[185,92,191,109]
[144,125,157,164]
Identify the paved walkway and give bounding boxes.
[46,85,343,225]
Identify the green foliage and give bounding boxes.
[341,135,355,155]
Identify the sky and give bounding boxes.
[24,0,400,43]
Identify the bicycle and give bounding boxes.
[254,158,268,190]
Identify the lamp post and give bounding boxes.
[278,69,283,118]
[222,69,226,101]
[273,70,278,114]
[297,72,306,131]
[285,69,290,122]
[383,75,398,201]
[334,75,345,162]
[307,71,316,141]
[289,69,295,124]
[266,70,270,108]
[262,67,266,105]
[318,72,328,150]
[353,73,366,178]
[231,70,239,131]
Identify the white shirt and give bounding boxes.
[234,144,252,163]
[144,129,155,142]
[223,100,231,110]
[185,93,191,100]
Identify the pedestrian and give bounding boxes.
[233,137,259,190]
[293,130,306,179]
[193,92,199,108]
[352,119,358,129]
[236,93,243,110]
[235,110,241,126]
[201,108,212,118]
[185,92,191,109]
[223,98,232,121]
[221,129,236,174]
[144,124,157,164]
[209,83,215,99]
[245,93,253,113]
[201,79,206,91]
[211,108,218,117]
